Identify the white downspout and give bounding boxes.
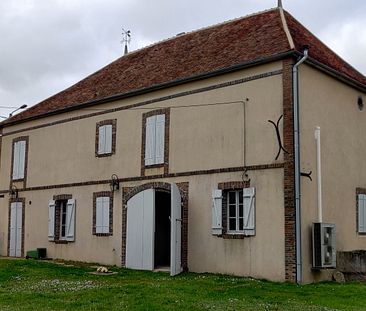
[315,127,323,223]
[293,48,309,284]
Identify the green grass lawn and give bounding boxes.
[0,258,365,310]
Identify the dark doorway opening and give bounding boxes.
[154,191,171,268]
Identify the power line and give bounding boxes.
[80,99,249,112]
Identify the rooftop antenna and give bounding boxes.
[121,28,131,55]
[278,0,283,8]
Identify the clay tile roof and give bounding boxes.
[284,11,366,86]
[5,8,366,125]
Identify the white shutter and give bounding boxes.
[9,202,17,256]
[15,202,23,257]
[103,197,110,233]
[104,125,112,154]
[96,197,110,234]
[212,189,223,235]
[98,125,106,154]
[243,187,256,236]
[12,141,21,179]
[155,114,165,164]
[66,199,76,241]
[48,200,56,241]
[358,194,366,233]
[18,141,26,179]
[96,197,104,234]
[145,116,156,165]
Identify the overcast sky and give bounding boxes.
[0,0,365,118]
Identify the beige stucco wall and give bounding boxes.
[0,62,283,190]
[0,61,285,281]
[299,65,366,283]
[186,169,285,281]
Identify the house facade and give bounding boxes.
[0,7,365,283]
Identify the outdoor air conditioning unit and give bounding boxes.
[312,223,336,269]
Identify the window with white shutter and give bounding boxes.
[358,193,366,233]
[93,192,113,236]
[12,138,27,180]
[212,184,256,237]
[145,114,165,165]
[96,120,116,157]
[48,195,76,243]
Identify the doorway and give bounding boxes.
[154,191,171,269]
[125,183,182,276]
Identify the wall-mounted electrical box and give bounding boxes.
[312,223,336,269]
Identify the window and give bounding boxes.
[48,197,76,242]
[93,192,113,236]
[145,114,165,165]
[141,109,170,176]
[227,190,244,233]
[357,193,366,233]
[95,120,116,157]
[59,201,68,240]
[212,185,255,237]
[12,138,28,180]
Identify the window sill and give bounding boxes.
[12,178,25,182]
[222,233,245,239]
[93,233,113,237]
[96,152,113,158]
[53,240,69,244]
[144,163,165,169]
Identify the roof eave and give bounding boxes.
[2,50,295,128]
[302,54,366,93]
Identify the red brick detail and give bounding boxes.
[141,109,170,176]
[95,119,117,157]
[7,198,26,257]
[217,181,250,239]
[0,163,284,195]
[92,191,113,236]
[283,59,296,282]
[10,136,29,189]
[121,182,189,271]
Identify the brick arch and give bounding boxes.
[121,181,189,271]
[122,182,171,205]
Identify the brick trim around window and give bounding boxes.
[7,197,26,257]
[52,194,72,243]
[92,191,113,236]
[10,136,29,189]
[141,108,170,176]
[121,181,189,271]
[218,181,250,239]
[95,119,117,157]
